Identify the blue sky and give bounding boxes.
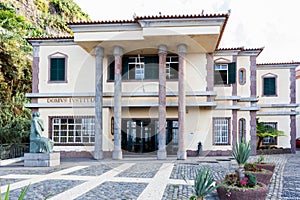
[73,0,300,63]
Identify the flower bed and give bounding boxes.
[246,170,273,185]
[244,163,273,185]
[217,182,268,200]
[255,163,275,172]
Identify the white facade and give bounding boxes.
[26,13,299,159]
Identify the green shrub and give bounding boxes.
[246,173,257,187]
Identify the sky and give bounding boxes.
[73,0,300,63]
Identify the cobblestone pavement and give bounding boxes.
[281,151,300,200]
[0,152,299,200]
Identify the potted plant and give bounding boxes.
[190,167,223,200]
[254,155,276,172]
[232,141,251,180]
[217,172,268,200]
[216,141,268,200]
[244,162,273,185]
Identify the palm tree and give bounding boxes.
[256,118,285,150]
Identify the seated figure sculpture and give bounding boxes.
[30,112,54,153]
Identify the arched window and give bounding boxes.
[238,118,246,143]
[238,68,246,85]
[262,73,277,96]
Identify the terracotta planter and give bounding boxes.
[217,182,268,200]
[246,170,273,185]
[256,163,276,172]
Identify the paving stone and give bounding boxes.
[116,163,162,178]
[0,178,24,186]
[66,163,122,176]
[8,179,84,200]
[75,181,148,200]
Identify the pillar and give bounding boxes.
[32,45,40,113]
[250,55,257,155]
[205,53,214,102]
[157,45,167,160]
[290,67,296,153]
[177,44,187,160]
[232,55,237,145]
[112,46,123,160]
[94,46,104,160]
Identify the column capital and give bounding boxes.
[177,44,187,54]
[158,45,167,55]
[94,46,104,57]
[113,46,123,57]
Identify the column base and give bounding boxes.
[112,150,123,160]
[177,151,187,160]
[93,150,103,160]
[157,149,167,160]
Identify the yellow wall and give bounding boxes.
[39,45,95,93]
[257,68,290,104]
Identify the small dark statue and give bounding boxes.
[30,112,54,153]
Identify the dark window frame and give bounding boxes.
[48,52,68,83]
[262,73,277,96]
[214,62,236,85]
[213,117,231,145]
[48,116,95,146]
[107,54,179,81]
[262,122,278,145]
[238,118,246,143]
[238,68,246,85]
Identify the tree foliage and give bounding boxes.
[0,0,90,144]
[256,118,286,150]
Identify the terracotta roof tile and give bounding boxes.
[217,47,264,51]
[67,13,229,26]
[67,19,135,25]
[26,36,74,41]
[134,13,229,20]
[257,62,300,66]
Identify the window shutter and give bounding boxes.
[144,56,159,79]
[227,62,236,84]
[50,58,65,81]
[264,77,276,95]
[109,59,115,81]
[122,56,129,80]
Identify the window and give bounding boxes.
[166,56,178,79]
[49,53,67,82]
[239,68,246,85]
[51,117,95,144]
[214,62,236,85]
[262,122,278,145]
[108,55,179,81]
[263,77,276,96]
[239,118,246,143]
[213,118,230,145]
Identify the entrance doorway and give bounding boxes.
[121,119,178,154]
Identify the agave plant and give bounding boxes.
[232,141,251,167]
[232,141,251,180]
[191,167,223,200]
[0,184,29,200]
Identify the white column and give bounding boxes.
[157,45,167,160]
[112,46,123,160]
[94,46,104,160]
[177,44,187,160]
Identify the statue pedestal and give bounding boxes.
[24,152,60,167]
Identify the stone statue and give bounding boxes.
[30,112,54,153]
